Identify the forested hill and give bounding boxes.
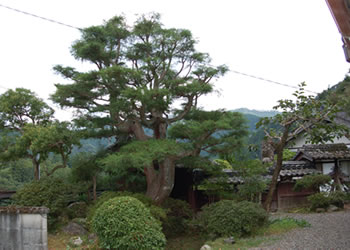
[231,108,278,159]
[232,108,279,118]
[71,108,277,158]
[231,108,277,131]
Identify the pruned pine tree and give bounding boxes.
[51,14,246,203]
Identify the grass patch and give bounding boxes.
[166,233,206,250]
[287,206,311,213]
[48,232,69,250]
[206,236,280,250]
[49,217,310,250]
[49,231,205,250]
[258,218,310,235]
[48,232,99,250]
[204,217,310,249]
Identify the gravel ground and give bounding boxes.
[254,209,350,249]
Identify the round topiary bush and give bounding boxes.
[92,196,166,249]
[198,200,268,238]
[86,191,166,229]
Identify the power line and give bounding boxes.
[229,69,318,94]
[0,3,81,30]
[0,85,9,90]
[0,3,319,95]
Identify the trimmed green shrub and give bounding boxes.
[329,191,346,208]
[345,192,350,203]
[92,196,166,250]
[294,174,331,192]
[308,191,346,210]
[198,200,268,238]
[12,177,78,228]
[308,193,330,210]
[161,198,194,237]
[86,191,166,229]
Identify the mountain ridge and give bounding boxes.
[231,108,278,118]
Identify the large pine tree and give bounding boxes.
[52,14,247,203]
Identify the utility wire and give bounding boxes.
[229,69,318,94]
[0,85,9,90]
[0,3,81,30]
[0,3,319,95]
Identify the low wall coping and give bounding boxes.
[0,206,49,214]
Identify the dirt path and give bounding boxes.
[256,209,350,249]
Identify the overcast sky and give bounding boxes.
[0,0,349,120]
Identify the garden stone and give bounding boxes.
[70,236,83,246]
[72,217,87,229]
[316,208,326,213]
[200,244,212,250]
[328,205,339,212]
[208,233,216,240]
[224,236,235,244]
[88,233,97,241]
[62,222,88,235]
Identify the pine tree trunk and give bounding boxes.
[33,159,40,180]
[92,175,97,201]
[333,160,342,191]
[145,158,175,204]
[87,189,91,202]
[131,120,175,204]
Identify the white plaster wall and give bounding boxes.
[340,161,350,175]
[291,135,350,150]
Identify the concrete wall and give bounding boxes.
[0,207,49,250]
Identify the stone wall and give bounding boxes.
[0,206,49,250]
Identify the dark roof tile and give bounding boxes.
[299,143,350,160]
[269,161,319,178]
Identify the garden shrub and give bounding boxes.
[12,177,78,228]
[161,197,194,237]
[86,191,166,229]
[329,191,346,208]
[66,201,88,219]
[308,191,346,210]
[198,200,268,238]
[92,196,166,250]
[345,192,350,203]
[308,193,330,210]
[294,174,331,192]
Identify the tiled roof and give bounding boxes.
[207,160,321,184]
[298,143,350,160]
[280,167,320,177]
[269,161,320,178]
